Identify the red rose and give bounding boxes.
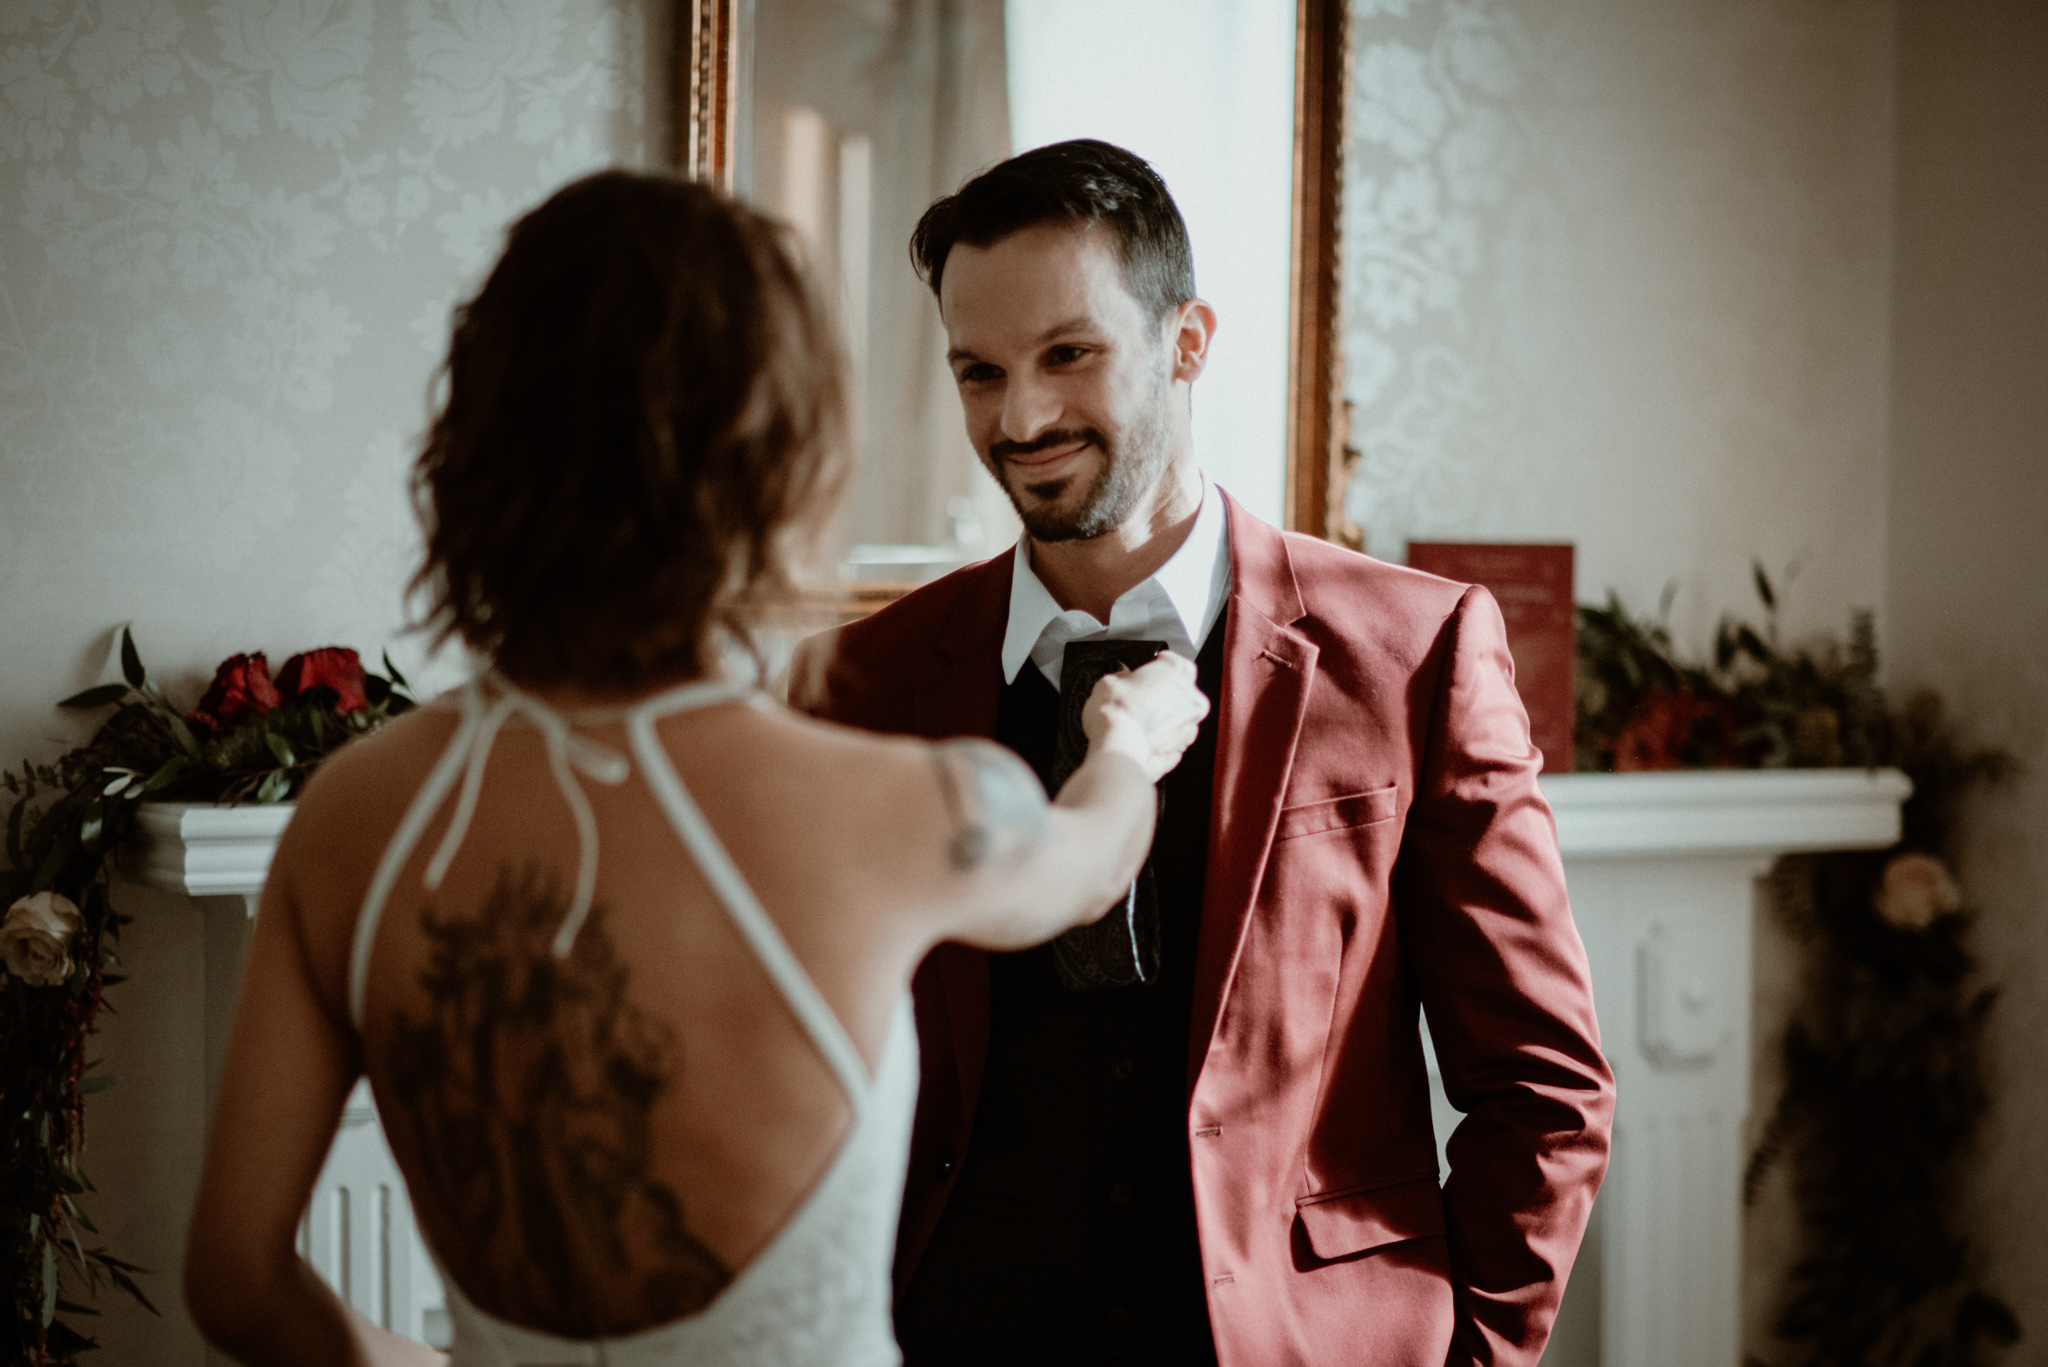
[276,647,370,715]
[187,653,281,734]
[1612,690,1734,771]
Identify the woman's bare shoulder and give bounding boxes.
[746,707,1046,885]
[744,704,943,814]
[269,705,464,917]
[288,703,461,832]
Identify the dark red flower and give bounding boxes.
[276,647,370,715]
[1612,689,1734,771]
[187,653,281,734]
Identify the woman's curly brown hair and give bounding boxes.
[411,170,847,691]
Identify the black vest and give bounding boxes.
[895,615,1227,1367]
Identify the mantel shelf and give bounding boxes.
[126,767,1913,903]
[126,800,293,902]
[1543,767,1911,859]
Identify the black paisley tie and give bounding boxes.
[1048,639,1167,991]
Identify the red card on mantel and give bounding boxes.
[1406,543,1576,773]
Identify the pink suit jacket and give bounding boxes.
[806,493,1614,1367]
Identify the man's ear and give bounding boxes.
[1168,298,1218,384]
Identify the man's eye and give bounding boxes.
[1046,345,1088,365]
[957,363,1000,385]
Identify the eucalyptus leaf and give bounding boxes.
[95,1254,159,1316]
[46,1318,101,1354]
[7,786,29,869]
[33,826,78,891]
[59,1193,97,1234]
[42,1241,57,1326]
[58,683,130,711]
[266,733,296,769]
[256,770,290,804]
[119,627,145,688]
[143,756,190,794]
[167,713,201,758]
[383,650,410,690]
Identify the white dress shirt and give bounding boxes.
[1000,477,1234,691]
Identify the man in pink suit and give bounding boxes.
[797,139,1613,1366]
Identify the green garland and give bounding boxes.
[1575,570,2022,1366]
[1,631,411,1365]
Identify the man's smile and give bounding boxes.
[1005,440,1089,476]
[991,428,1101,484]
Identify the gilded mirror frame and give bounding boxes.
[675,0,1349,543]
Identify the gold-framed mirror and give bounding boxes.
[676,0,1349,555]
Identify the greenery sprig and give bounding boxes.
[2,631,412,1366]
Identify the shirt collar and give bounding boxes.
[1000,476,1233,688]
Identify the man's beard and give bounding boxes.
[986,368,1174,543]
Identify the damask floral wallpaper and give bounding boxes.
[1339,0,1894,652]
[0,0,658,766]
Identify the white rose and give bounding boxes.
[1872,852,1962,931]
[2,891,84,987]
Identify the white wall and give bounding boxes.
[1888,0,2048,1345]
[0,2,661,1360]
[1339,0,1897,654]
[1006,0,1298,528]
[0,0,662,758]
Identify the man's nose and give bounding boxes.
[998,372,1060,443]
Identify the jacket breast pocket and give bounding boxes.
[1296,1175,1445,1260]
[1274,785,1399,843]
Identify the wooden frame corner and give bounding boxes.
[677,0,740,188]
[1285,0,1350,541]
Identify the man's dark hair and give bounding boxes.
[411,170,847,691]
[909,139,1195,324]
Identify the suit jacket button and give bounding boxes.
[1110,1181,1134,1205]
[934,1151,956,1179]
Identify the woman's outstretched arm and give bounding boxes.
[915,650,1208,952]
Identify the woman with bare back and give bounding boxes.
[182,170,1207,1367]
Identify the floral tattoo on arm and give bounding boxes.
[929,739,1049,872]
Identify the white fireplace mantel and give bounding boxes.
[1537,766,1910,1367]
[1545,767,1912,857]
[132,767,1912,1367]
[129,767,1912,897]
[128,800,292,910]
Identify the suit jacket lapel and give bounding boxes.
[911,551,1011,1128]
[1188,494,1319,1090]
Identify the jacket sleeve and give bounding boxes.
[1394,586,1614,1367]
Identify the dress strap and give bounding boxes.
[349,675,757,1034]
[626,711,874,1105]
[349,683,486,1031]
